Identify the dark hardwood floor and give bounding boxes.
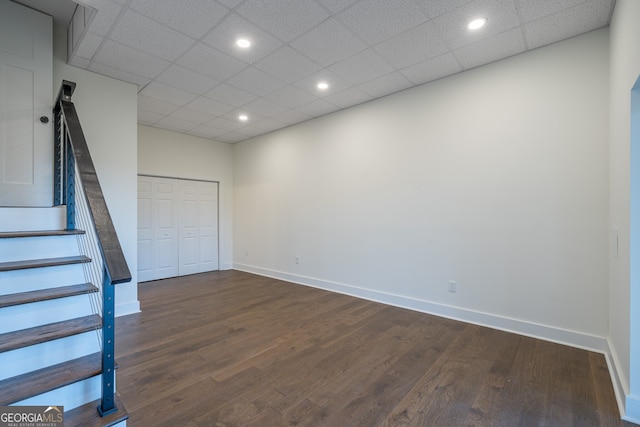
[115,270,634,427]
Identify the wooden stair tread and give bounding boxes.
[0,283,98,308]
[0,314,101,353]
[0,255,91,272]
[64,394,129,427]
[0,352,102,405]
[0,229,85,238]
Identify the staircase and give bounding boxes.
[0,81,131,426]
[0,207,128,426]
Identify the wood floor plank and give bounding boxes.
[115,270,637,427]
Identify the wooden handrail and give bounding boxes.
[55,81,131,284]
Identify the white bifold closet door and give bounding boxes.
[138,176,219,282]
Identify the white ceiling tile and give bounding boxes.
[215,132,246,143]
[77,0,115,9]
[454,27,526,69]
[190,124,229,139]
[138,94,181,115]
[220,109,266,123]
[416,0,476,18]
[290,18,367,67]
[74,31,102,60]
[234,126,269,138]
[317,0,359,13]
[241,98,289,117]
[515,0,588,23]
[185,96,235,116]
[324,86,373,108]
[128,0,228,39]
[156,64,219,94]
[524,1,611,49]
[202,14,284,64]
[431,0,520,49]
[140,81,198,105]
[205,83,258,107]
[327,48,395,85]
[374,21,449,69]
[171,106,215,125]
[358,72,413,97]
[337,0,428,45]
[83,0,122,36]
[156,116,200,132]
[294,70,351,96]
[93,40,170,79]
[208,117,245,131]
[400,53,462,85]
[254,46,322,84]
[296,99,341,117]
[108,10,195,61]
[236,0,330,42]
[69,55,91,69]
[226,67,286,96]
[217,0,243,8]
[177,43,247,81]
[138,109,164,124]
[264,86,317,108]
[88,61,151,87]
[252,118,288,132]
[271,109,312,125]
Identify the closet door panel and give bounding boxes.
[199,190,219,272]
[154,180,179,279]
[179,189,199,276]
[137,179,154,282]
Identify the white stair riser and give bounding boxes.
[0,207,66,232]
[0,294,98,334]
[0,331,101,381]
[0,235,82,262]
[0,264,88,294]
[14,374,107,412]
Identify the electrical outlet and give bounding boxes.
[295,256,300,264]
[448,280,457,293]
[245,250,249,256]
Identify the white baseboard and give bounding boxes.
[233,263,640,421]
[221,262,233,270]
[115,300,141,317]
[605,340,631,422]
[234,263,608,352]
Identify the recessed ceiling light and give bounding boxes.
[317,81,329,90]
[468,17,487,30]
[236,38,251,48]
[238,114,248,122]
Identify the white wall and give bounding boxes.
[52,24,140,316]
[609,0,640,422]
[138,125,234,269]
[234,29,609,350]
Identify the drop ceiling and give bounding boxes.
[17,0,615,143]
